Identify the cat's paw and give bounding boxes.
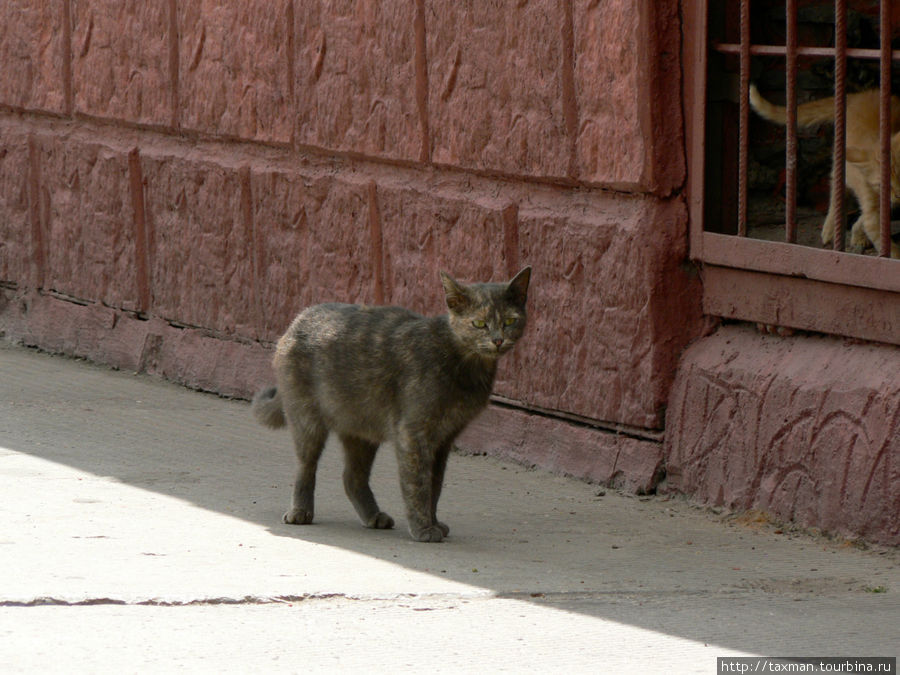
[283,508,314,525]
[435,520,450,537]
[756,323,794,337]
[850,223,869,248]
[410,525,445,543]
[366,512,395,529]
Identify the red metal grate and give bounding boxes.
[684,0,900,346]
[712,0,896,257]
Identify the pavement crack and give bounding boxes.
[1,591,493,608]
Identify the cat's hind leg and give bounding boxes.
[339,434,394,529]
[282,407,327,525]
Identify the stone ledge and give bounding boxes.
[0,289,271,399]
[457,404,664,494]
[664,324,900,546]
[1,287,665,495]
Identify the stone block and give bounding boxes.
[374,184,513,315]
[33,133,140,309]
[141,153,255,336]
[1,289,150,372]
[72,0,173,126]
[294,1,421,161]
[426,0,569,178]
[665,325,900,545]
[370,182,700,429]
[457,405,665,494]
[0,1,68,113]
[0,288,273,399]
[178,1,293,143]
[572,0,684,192]
[250,168,375,341]
[0,127,33,286]
[139,318,275,398]
[572,0,644,187]
[512,196,699,429]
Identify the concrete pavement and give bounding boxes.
[1,342,897,673]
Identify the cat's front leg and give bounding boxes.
[395,434,444,542]
[431,443,452,537]
[850,217,870,249]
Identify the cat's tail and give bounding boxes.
[749,84,836,128]
[251,386,286,429]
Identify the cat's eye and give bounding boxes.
[503,317,517,326]
[472,319,487,329]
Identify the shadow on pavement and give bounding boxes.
[2,343,898,658]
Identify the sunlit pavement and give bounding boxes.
[1,343,897,673]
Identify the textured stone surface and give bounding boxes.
[513,196,701,429]
[0,127,33,286]
[372,182,702,428]
[665,325,900,545]
[0,289,273,399]
[178,1,293,143]
[573,0,684,192]
[32,133,139,310]
[0,1,68,113]
[572,0,644,187]
[140,153,255,337]
[72,0,173,126]
[294,1,421,161]
[457,405,664,494]
[250,168,374,342]
[375,184,513,314]
[426,0,569,178]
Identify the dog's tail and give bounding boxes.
[251,386,286,429]
[749,84,836,128]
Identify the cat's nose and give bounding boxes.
[493,338,504,348]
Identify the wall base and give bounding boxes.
[664,324,900,546]
[1,286,665,494]
[1,288,272,398]
[457,405,664,494]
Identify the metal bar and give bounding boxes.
[832,0,847,251]
[738,0,750,237]
[785,0,798,243]
[880,0,893,258]
[685,0,707,258]
[714,43,900,61]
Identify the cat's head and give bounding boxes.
[440,267,531,359]
[846,134,900,204]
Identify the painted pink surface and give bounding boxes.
[458,405,664,494]
[178,1,294,143]
[665,325,900,545]
[9,2,893,549]
[295,1,421,161]
[71,0,173,126]
[0,0,69,114]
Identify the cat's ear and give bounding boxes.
[440,271,471,312]
[506,266,531,306]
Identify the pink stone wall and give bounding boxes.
[1,2,700,492]
[665,325,900,545]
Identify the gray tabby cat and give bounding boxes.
[252,267,531,542]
